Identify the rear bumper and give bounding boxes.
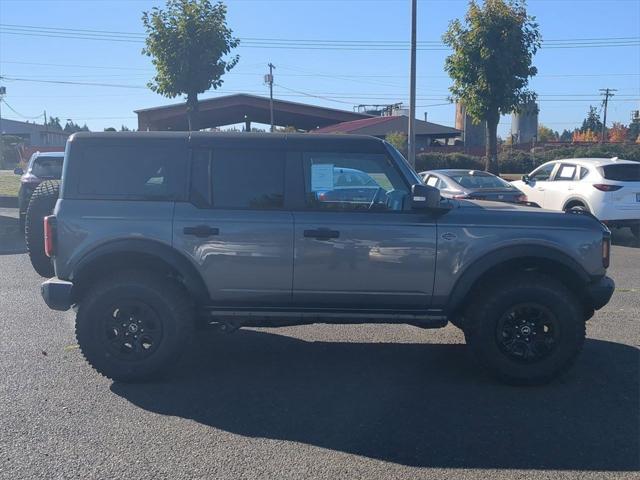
[41,278,74,311]
[586,276,615,311]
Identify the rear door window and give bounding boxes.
[599,164,640,181]
[208,149,285,209]
[554,163,578,181]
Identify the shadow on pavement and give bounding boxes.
[611,227,639,248]
[0,214,26,255]
[112,329,639,471]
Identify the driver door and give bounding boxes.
[292,150,438,310]
[521,162,558,208]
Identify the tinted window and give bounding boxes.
[190,149,211,207]
[530,163,555,181]
[303,152,408,211]
[31,156,63,179]
[446,171,514,189]
[76,145,184,200]
[211,149,284,209]
[554,163,578,181]
[579,166,590,180]
[600,164,640,181]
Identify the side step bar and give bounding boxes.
[200,307,448,330]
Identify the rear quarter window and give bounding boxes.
[70,143,187,200]
[599,164,640,181]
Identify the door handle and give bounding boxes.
[304,228,340,240]
[183,225,219,238]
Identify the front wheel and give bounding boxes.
[464,273,585,385]
[75,271,194,382]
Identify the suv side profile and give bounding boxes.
[513,158,640,238]
[41,132,614,384]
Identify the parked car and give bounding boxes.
[40,132,614,385]
[419,169,534,206]
[14,151,64,228]
[512,158,640,238]
[313,166,386,206]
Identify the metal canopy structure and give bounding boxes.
[135,93,371,132]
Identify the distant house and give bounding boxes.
[0,118,69,148]
[314,115,461,151]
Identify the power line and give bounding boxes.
[0,98,44,119]
[0,24,638,50]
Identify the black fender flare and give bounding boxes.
[446,244,591,314]
[72,238,209,303]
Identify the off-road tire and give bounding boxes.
[75,271,194,382]
[25,180,60,278]
[464,273,585,385]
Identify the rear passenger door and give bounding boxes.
[173,147,294,306]
[545,162,579,210]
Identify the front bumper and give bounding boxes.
[586,276,615,311]
[41,278,74,311]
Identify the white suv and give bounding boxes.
[512,158,640,238]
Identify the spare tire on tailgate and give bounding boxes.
[25,180,60,278]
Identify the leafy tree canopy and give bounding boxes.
[443,0,541,172]
[142,0,239,130]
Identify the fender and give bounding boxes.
[445,244,591,314]
[72,238,209,303]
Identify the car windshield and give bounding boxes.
[31,156,64,179]
[446,171,515,189]
[599,164,640,182]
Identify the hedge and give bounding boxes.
[416,144,640,174]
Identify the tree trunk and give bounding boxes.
[186,92,200,132]
[485,113,499,174]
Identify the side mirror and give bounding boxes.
[14,167,24,175]
[411,184,441,210]
[521,174,530,184]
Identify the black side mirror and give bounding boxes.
[14,167,24,175]
[411,184,441,210]
[521,174,530,184]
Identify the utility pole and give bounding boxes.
[0,85,5,168]
[407,0,417,167]
[266,63,276,132]
[599,88,617,143]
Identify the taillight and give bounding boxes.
[602,232,611,268]
[44,215,56,258]
[593,184,623,192]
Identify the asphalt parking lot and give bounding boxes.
[0,208,638,479]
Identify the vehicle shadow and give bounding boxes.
[111,329,639,471]
[0,214,26,255]
[611,227,639,248]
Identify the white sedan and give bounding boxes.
[512,157,640,238]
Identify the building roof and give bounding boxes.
[0,118,69,136]
[135,93,371,131]
[314,115,461,137]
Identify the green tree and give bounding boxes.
[64,120,90,133]
[104,127,117,132]
[46,116,62,130]
[385,131,408,156]
[142,0,239,131]
[443,0,541,173]
[628,118,640,143]
[580,106,603,134]
[559,129,573,142]
[537,124,558,143]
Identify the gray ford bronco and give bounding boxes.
[40,132,614,384]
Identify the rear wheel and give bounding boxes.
[75,271,194,382]
[464,273,585,385]
[25,180,60,278]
